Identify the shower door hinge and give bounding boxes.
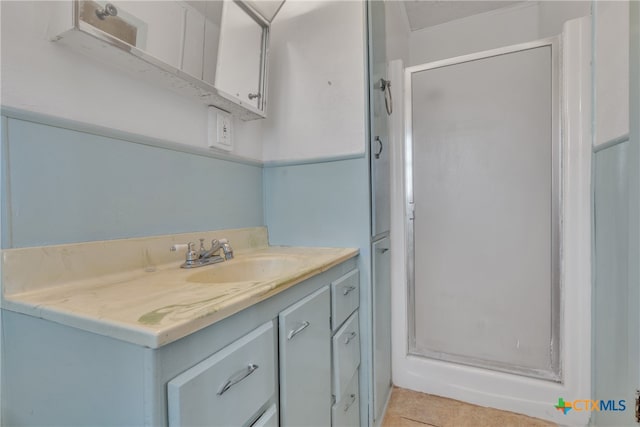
[408,203,415,221]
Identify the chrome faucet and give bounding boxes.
[199,238,221,259]
[170,238,232,269]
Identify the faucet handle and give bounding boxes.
[170,243,189,252]
[170,242,198,264]
[219,239,234,260]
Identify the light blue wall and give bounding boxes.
[264,158,370,248]
[592,139,632,426]
[590,4,639,423]
[1,116,264,248]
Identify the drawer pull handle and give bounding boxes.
[343,286,356,296]
[344,331,357,345]
[344,393,357,412]
[217,364,259,396]
[287,321,310,340]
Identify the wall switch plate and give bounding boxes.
[208,106,233,151]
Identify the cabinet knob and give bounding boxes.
[344,331,357,345]
[344,394,357,412]
[248,93,261,100]
[343,286,356,296]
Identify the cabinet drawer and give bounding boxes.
[332,371,360,427]
[332,310,360,401]
[167,321,276,427]
[279,286,331,427]
[331,269,360,331]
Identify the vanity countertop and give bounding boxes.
[2,228,358,348]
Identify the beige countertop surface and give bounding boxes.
[3,244,358,348]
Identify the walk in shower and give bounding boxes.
[386,2,594,423]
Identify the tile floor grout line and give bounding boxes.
[399,415,440,427]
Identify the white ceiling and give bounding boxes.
[402,1,525,31]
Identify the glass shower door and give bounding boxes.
[407,42,561,379]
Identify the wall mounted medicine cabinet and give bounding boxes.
[48,0,282,120]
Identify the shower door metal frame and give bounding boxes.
[404,37,562,381]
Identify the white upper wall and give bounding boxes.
[594,0,629,147]
[403,1,523,31]
[2,1,368,164]
[409,1,590,66]
[0,1,262,161]
[385,0,411,64]
[261,1,366,163]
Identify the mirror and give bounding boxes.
[72,0,276,117]
[215,1,265,109]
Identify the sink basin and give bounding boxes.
[186,255,307,283]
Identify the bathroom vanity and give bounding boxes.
[1,227,360,426]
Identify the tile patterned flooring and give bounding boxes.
[381,387,557,427]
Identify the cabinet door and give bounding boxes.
[279,286,331,427]
[373,237,392,422]
[369,0,391,238]
[371,134,391,237]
